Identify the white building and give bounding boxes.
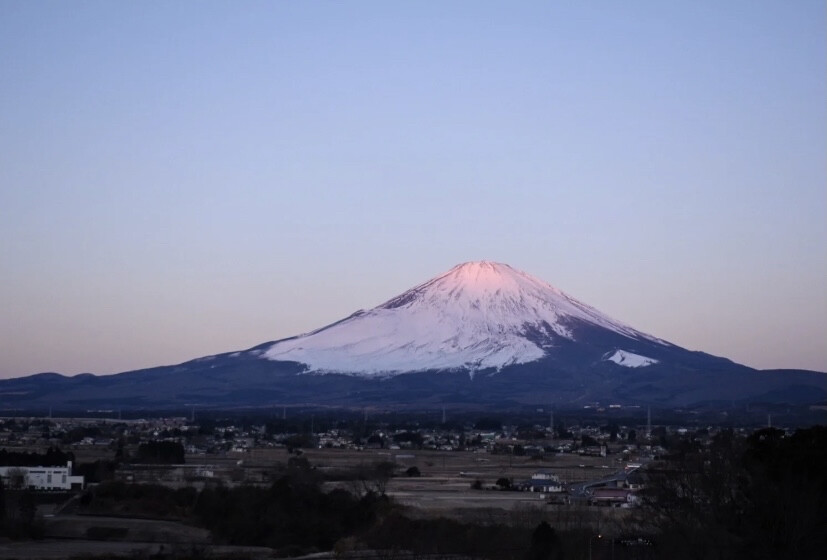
[525,471,563,493]
[0,461,84,491]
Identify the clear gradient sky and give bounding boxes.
[1,1,825,378]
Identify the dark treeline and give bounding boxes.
[181,406,826,438]
[133,441,185,464]
[363,512,534,560]
[16,401,825,430]
[195,474,381,553]
[0,480,42,540]
[79,481,198,519]
[0,447,74,467]
[639,425,827,560]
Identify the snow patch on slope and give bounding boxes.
[605,350,658,368]
[263,261,664,376]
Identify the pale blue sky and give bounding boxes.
[1,1,825,377]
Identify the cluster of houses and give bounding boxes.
[583,464,646,508]
[513,465,646,507]
[0,413,672,458]
[1,414,751,505]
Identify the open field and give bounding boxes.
[5,447,633,558]
[231,446,624,480]
[229,447,632,528]
[184,447,629,513]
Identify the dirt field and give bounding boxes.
[238,446,623,480]
[0,539,274,559]
[188,446,632,529]
[185,447,627,512]
[42,514,210,543]
[302,448,628,529]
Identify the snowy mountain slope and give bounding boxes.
[262,261,666,376]
[604,349,659,368]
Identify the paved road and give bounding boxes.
[568,464,645,498]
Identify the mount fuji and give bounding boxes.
[1,261,824,410]
[261,261,666,376]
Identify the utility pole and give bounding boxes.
[646,406,652,439]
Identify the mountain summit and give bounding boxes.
[263,261,663,376]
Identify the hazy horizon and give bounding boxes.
[1,1,825,378]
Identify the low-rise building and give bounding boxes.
[0,461,84,491]
[589,487,638,507]
[521,471,563,494]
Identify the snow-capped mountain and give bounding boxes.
[0,261,824,410]
[262,261,663,376]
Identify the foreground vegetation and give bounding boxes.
[637,426,826,560]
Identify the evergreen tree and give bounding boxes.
[527,521,563,560]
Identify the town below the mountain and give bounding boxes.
[0,405,823,559]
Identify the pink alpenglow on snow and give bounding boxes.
[262,261,665,377]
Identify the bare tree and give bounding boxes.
[4,468,27,490]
